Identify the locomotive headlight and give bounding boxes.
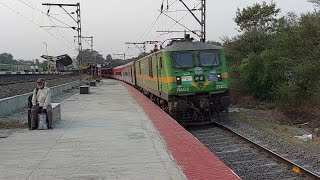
[195,76,200,82]
[176,76,182,85]
[218,73,223,81]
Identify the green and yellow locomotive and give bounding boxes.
[109,39,230,125]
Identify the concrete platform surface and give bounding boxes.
[0,79,186,180]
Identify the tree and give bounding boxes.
[77,49,105,67]
[0,53,14,64]
[234,1,280,32]
[207,40,222,46]
[308,0,320,8]
[106,54,112,63]
[34,59,48,70]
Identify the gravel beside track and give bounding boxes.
[220,119,320,178]
[188,125,305,180]
[0,74,72,85]
[0,75,78,99]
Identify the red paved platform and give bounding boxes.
[122,82,240,180]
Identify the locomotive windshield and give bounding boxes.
[172,52,193,68]
[200,52,220,67]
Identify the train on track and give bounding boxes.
[103,38,230,125]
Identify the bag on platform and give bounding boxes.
[38,113,48,130]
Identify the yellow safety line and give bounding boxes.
[136,75,176,83]
[191,82,201,90]
[201,81,210,90]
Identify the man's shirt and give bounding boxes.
[32,87,51,109]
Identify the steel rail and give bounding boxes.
[214,122,320,180]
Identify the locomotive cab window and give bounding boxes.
[199,52,220,67]
[172,52,193,68]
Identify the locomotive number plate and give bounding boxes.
[177,87,190,92]
[216,84,227,89]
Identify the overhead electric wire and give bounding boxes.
[15,0,77,51]
[136,0,179,43]
[82,37,91,47]
[17,0,77,46]
[124,46,130,54]
[48,16,74,44]
[17,0,76,30]
[159,10,199,37]
[0,1,74,50]
[158,1,201,38]
[129,47,141,55]
[136,12,163,43]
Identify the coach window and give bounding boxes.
[159,57,163,69]
[148,58,153,78]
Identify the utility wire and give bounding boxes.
[48,16,74,44]
[158,1,201,38]
[0,1,74,50]
[17,0,75,29]
[160,10,199,37]
[136,12,162,42]
[16,0,76,50]
[82,37,91,47]
[124,46,130,54]
[136,0,179,43]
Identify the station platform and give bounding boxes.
[0,79,240,180]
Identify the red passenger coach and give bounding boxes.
[121,62,135,86]
[112,66,123,80]
[112,62,135,86]
[101,67,113,78]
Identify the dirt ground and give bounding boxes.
[230,89,320,147]
[231,107,320,147]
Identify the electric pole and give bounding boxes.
[178,0,206,42]
[42,3,83,80]
[201,0,206,42]
[43,42,51,72]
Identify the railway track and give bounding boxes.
[0,74,75,86]
[187,122,320,180]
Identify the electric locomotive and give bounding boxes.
[134,38,230,125]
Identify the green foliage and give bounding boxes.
[223,29,272,66]
[308,0,320,8]
[106,54,112,62]
[0,53,14,64]
[35,59,48,70]
[207,40,222,46]
[235,1,280,32]
[110,59,126,68]
[77,49,106,66]
[225,1,320,109]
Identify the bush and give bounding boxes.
[225,11,320,110]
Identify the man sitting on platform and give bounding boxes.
[30,78,53,130]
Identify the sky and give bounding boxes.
[0,0,316,60]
